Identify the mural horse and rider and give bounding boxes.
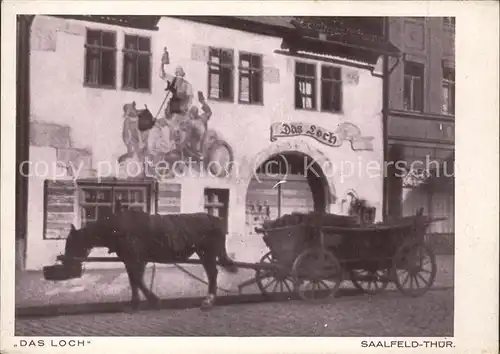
[118,48,233,178]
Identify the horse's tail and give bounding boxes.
[208,214,238,273]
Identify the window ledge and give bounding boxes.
[294,107,317,112]
[208,97,235,104]
[320,109,344,115]
[121,86,152,94]
[83,83,117,91]
[388,109,455,121]
[238,100,264,106]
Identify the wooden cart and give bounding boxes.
[246,208,445,301]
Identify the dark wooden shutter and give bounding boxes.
[156,182,181,214]
[43,180,77,239]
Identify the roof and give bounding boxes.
[171,16,296,37]
[52,15,161,30]
[232,16,296,29]
[175,16,399,63]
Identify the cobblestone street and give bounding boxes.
[16,288,453,337]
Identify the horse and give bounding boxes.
[61,207,238,312]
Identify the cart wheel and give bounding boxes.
[292,248,342,301]
[255,251,294,299]
[351,268,390,294]
[392,242,437,297]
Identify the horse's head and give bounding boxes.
[62,224,94,264]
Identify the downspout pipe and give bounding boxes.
[381,17,390,221]
[16,15,35,269]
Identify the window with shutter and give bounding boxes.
[43,180,77,240]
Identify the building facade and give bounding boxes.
[19,15,397,270]
[385,17,455,252]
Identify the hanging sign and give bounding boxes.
[270,121,374,151]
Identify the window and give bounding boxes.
[238,52,263,104]
[122,35,152,91]
[204,188,229,234]
[442,66,455,115]
[321,65,342,112]
[208,48,234,101]
[443,17,455,27]
[84,29,117,87]
[79,184,149,227]
[295,62,316,110]
[403,61,424,112]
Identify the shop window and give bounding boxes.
[238,52,263,104]
[208,47,234,101]
[122,35,151,91]
[295,61,316,110]
[84,29,117,88]
[403,61,424,112]
[204,188,229,234]
[321,65,342,113]
[79,184,150,227]
[442,66,455,115]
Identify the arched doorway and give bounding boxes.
[245,151,330,235]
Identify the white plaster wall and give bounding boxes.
[27,16,384,269]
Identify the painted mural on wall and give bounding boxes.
[117,55,234,179]
[270,121,374,151]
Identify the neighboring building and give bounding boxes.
[20,15,397,270]
[385,17,455,252]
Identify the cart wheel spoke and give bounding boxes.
[293,249,342,302]
[284,279,293,293]
[256,251,294,299]
[416,272,430,286]
[271,280,279,293]
[263,278,277,290]
[393,243,437,297]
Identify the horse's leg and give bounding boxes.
[198,250,218,310]
[124,262,141,312]
[135,262,161,309]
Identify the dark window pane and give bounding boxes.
[124,35,137,49]
[85,49,100,85]
[123,54,136,88]
[332,82,342,111]
[101,51,115,86]
[209,48,219,59]
[221,67,233,99]
[97,206,113,220]
[138,37,150,52]
[221,50,233,65]
[115,190,129,203]
[251,55,262,68]
[86,30,101,45]
[130,190,145,203]
[251,71,262,103]
[137,55,150,90]
[296,62,306,76]
[443,67,455,81]
[240,53,250,67]
[321,81,332,111]
[306,63,315,77]
[413,77,423,110]
[102,32,116,47]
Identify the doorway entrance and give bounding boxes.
[245,152,329,235]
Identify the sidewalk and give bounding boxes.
[16,255,454,315]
